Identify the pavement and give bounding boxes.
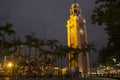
[0,77,119,80]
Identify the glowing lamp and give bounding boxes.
[7,62,13,68]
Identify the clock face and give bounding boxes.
[80,29,84,35]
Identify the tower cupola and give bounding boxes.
[70,1,81,16]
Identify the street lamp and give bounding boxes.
[7,62,13,76]
[7,62,13,68]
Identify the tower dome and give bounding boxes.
[71,2,79,8]
[70,1,81,15]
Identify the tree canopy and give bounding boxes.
[91,0,120,64]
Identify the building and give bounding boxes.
[66,1,90,77]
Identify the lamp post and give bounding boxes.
[7,62,13,77]
[7,62,13,68]
[113,58,117,76]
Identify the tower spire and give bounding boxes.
[70,0,81,15]
[74,0,76,3]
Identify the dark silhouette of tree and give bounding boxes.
[0,22,15,67]
[72,47,81,73]
[91,0,120,62]
[0,22,15,52]
[54,45,69,77]
[81,43,96,75]
[46,39,59,64]
[0,40,12,57]
[98,46,115,66]
[46,39,59,50]
[25,33,36,76]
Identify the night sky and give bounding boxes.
[0,0,108,63]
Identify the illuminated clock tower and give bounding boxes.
[66,1,90,77]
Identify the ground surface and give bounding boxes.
[0,77,119,80]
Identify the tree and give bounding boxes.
[45,39,59,76]
[25,33,36,76]
[98,46,115,66]
[91,0,120,61]
[0,22,15,67]
[9,37,23,76]
[63,46,74,76]
[46,39,59,50]
[72,47,81,73]
[0,22,15,52]
[79,43,96,77]
[54,45,69,77]
[32,37,42,57]
[0,40,12,61]
[11,38,23,53]
[45,39,59,65]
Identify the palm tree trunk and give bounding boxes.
[83,52,87,78]
[24,46,27,55]
[2,35,6,68]
[68,53,72,77]
[35,48,37,58]
[28,47,31,77]
[77,58,79,71]
[60,56,62,77]
[76,58,79,78]
[3,56,6,67]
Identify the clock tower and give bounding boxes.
[66,1,90,77]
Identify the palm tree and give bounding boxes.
[38,48,52,76]
[25,33,36,76]
[72,47,82,73]
[85,42,96,52]
[0,40,12,65]
[11,37,23,52]
[54,45,73,77]
[32,37,45,59]
[45,39,59,76]
[0,22,15,51]
[32,37,39,57]
[55,45,70,77]
[0,22,15,67]
[10,37,23,76]
[46,39,59,50]
[80,42,96,77]
[67,42,96,77]
[31,37,46,75]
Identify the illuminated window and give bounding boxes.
[80,29,84,35]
